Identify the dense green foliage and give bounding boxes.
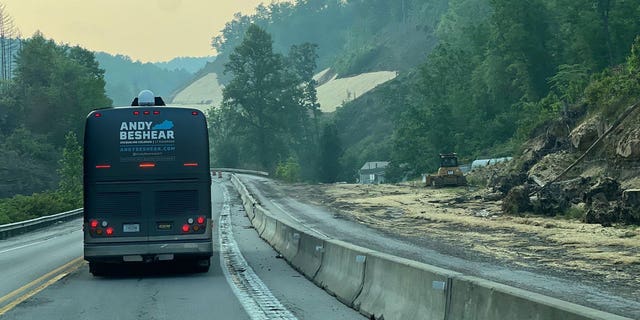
[9,33,111,146]
[0,191,79,225]
[210,0,445,83]
[210,25,320,180]
[0,33,109,223]
[208,0,640,182]
[318,123,343,183]
[57,131,83,207]
[389,0,639,177]
[95,52,193,106]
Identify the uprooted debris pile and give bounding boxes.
[479,106,640,225]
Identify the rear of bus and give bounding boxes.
[83,105,213,275]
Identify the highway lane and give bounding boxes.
[0,178,364,319]
[237,173,640,319]
[0,218,82,300]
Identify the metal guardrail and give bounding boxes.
[0,208,83,240]
[211,168,269,177]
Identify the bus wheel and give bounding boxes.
[193,258,210,273]
[89,262,106,276]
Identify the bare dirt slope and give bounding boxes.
[283,182,640,299]
[315,70,397,112]
[171,73,223,108]
[170,69,397,113]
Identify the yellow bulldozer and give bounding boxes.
[425,153,467,187]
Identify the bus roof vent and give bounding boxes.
[131,89,166,106]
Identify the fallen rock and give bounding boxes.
[616,127,640,159]
[569,116,604,151]
[622,189,640,222]
[502,185,532,215]
[584,198,622,226]
[482,192,503,201]
[584,177,621,203]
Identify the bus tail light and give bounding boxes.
[183,162,198,167]
[197,216,205,225]
[139,162,156,168]
[96,164,111,169]
[90,219,99,229]
[105,227,114,236]
[182,224,190,233]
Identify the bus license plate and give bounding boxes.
[123,224,140,233]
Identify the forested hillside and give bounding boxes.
[153,56,214,74]
[209,0,445,83]
[207,0,450,180]
[94,53,193,106]
[0,33,109,223]
[208,0,640,185]
[385,0,640,178]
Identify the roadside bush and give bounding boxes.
[275,157,301,183]
[0,191,79,225]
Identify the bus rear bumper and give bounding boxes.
[84,241,213,263]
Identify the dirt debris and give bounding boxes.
[281,181,640,295]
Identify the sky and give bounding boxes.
[2,0,277,62]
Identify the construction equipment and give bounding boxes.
[425,153,467,187]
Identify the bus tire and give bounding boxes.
[89,262,106,276]
[193,258,210,273]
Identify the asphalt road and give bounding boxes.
[0,178,364,320]
[237,174,640,319]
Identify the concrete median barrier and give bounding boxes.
[260,211,278,243]
[271,220,299,261]
[353,251,458,320]
[290,231,326,279]
[313,240,374,307]
[252,205,267,235]
[231,174,256,221]
[447,275,633,320]
[243,199,256,221]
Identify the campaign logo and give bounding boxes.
[152,120,174,130]
[120,120,175,141]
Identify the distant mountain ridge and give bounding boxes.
[153,56,215,74]
[95,52,195,106]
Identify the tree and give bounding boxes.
[13,33,111,146]
[57,131,82,202]
[221,24,286,171]
[221,24,311,172]
[318,123,342,183]
[217,24,318,172]
[484,0,555,103]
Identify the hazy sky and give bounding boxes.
[2,0,276,62]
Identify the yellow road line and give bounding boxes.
[0,273,69,315]
[0,256,84,314]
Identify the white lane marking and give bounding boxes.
[268,198,328,239]
[0,228,82,255]
[219,185,298,320]
[0,239,52,255]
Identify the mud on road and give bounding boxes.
[280,182,640,303]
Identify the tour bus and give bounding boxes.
[83,91,213,275]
